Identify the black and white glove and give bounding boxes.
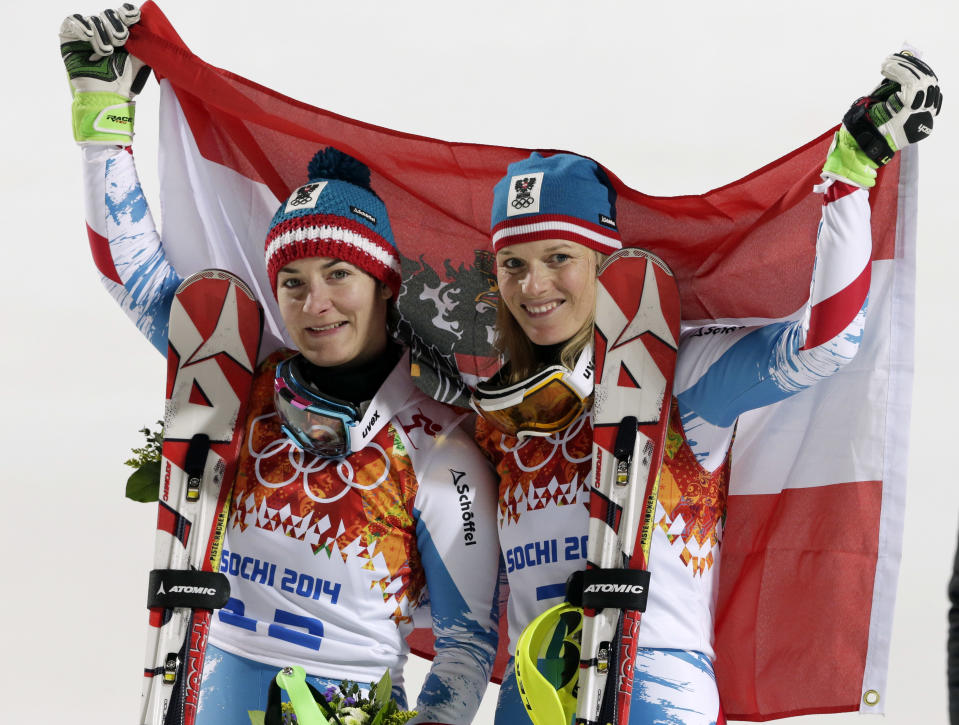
[824,51,942,188]
[844,51,942,165]
[59,4,152,144]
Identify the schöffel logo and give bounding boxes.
[690,325,741,338]
[350,206,377,225]
[584,583,645,595]
[506,172,544,216]
[451,469,479,547]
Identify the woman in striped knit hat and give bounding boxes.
[60,8,500,723]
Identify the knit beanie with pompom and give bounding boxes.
[264,147,401,298]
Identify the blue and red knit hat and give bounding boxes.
[265,148,401,298]
[490,152,622,255]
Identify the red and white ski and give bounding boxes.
[576,248,680,725]
[140,269,263,725]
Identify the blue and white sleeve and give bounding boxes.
[81,145,182,355]
[675,180,872,468]
[410,421,499,724]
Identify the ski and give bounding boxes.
[140,269,263,725]
[576,248,680,725]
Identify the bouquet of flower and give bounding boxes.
[123,421,164,502]
[267,665,416,725]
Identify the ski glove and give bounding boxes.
[60,4,152,145]
[870,52,942,151]
[824,51,942,188]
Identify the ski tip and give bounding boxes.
[176,269,258,301]
[599,247,674,276]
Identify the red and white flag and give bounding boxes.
[127,2,916,719]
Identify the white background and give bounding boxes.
[3,1,957,723]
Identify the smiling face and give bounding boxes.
[276,257,392,368]
[495,239,598,346]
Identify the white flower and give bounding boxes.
[340,706,370,725]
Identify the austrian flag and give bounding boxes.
[126,2,916,719]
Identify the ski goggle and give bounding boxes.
[470,347,593,439]
[515,602,583,725]
[274,356,360,459]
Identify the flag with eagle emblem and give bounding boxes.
[116,2,918,719]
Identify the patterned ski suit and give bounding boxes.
[479,176,873,725]
[80,144,500,725]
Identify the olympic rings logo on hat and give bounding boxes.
[512,176,538,209]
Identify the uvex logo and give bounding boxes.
[362,410,381,438]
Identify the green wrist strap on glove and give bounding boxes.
[71,92,135,144]
[822,127,880,188]
[59,6,150,145]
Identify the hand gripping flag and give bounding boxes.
[125,3,917,718]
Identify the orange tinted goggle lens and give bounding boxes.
[480,375,586,438]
